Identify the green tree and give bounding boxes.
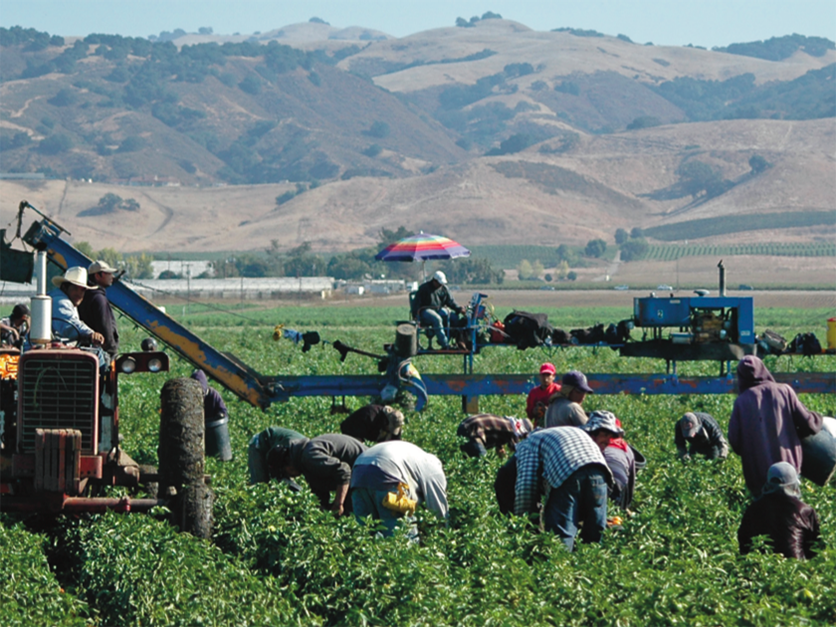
[517,259,533,280]
[615,228,629,245]
[676,160,732,198]
[626,116,660,130]
[620,238,649,262]
[555,260,570,280]
[555,244,573,263]
[238,74,262,95]
[749,154,770,174]
[567,270,577,281]
[440,257,503,284]
[367,121,390,139]
[630,227,644,239]
[378,226,414,248]
[530,260,544,279]
[284,242,321,277]
[585,239,607,258]
[38,134,74,154]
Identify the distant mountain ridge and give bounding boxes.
[0,21,833,254]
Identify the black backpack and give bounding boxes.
[503,310,553,349]
[789,333,822,356]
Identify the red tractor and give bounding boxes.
[0,250,212,538]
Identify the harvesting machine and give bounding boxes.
[2,201,833,423]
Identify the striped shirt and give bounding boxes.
[513,427,612,516]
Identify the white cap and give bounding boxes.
[433,270,447,284]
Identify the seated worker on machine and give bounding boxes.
[1,304,30,348]
[411,271,466,350]
[48,266,108,370]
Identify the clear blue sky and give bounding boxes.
[2,0,834,48]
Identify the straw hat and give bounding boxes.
[52,266,96,289]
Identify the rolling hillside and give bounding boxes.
[0,20,833,259]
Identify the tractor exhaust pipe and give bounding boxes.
[717,260,726,297]
[29,249,52,346]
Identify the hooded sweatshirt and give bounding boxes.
[728,356,822,495]
[190,370,228,420]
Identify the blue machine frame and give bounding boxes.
[18,208,835,411]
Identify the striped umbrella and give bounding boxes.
[375,232,470,279]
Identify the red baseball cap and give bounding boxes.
[540,363,556,375]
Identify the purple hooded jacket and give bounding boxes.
[191,370,228,420]
[728,356,822,495]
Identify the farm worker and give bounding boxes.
[587,411,637,511]
[457,413,533,458]
[675,412,729,461]
[49,266,108,370]
[270,434,367,517]
[411,270,465,350]
[190,369,229,421]
[526,362,561,425]
[737,462,821,560]
[350,440,448,538]
[248,426,305,484]
[728,355,822,495]
[514,426,613,551]
[340,404,404,443]
[79,260,120,359]
[543,370,592,428]
[494,455,518,514]
[0,303,30,347]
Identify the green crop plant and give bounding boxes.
[3,306,835,626]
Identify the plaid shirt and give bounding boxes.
[514,427,612,516]
[457,414,523,449]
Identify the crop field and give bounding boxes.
[2,304,835,626]
[643,242,836,261]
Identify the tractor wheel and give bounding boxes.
[159,377,213,537]
[177,482,214,539]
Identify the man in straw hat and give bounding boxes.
[79,260,120,359]
[49,266,107,368]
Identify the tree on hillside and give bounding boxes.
[516,259,534,280]
[676,160,732,198]
[620,238,649,262]
[749,154,770,174]
[585,239,607,258]
[615,228,628,245]
[626,115,660,130]
[38,134,74,154]
[378,226,414,248]
[631,227,644,239]
[367,121,390,138]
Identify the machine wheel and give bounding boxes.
[158,377,213,538]
[177,483,214,539]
